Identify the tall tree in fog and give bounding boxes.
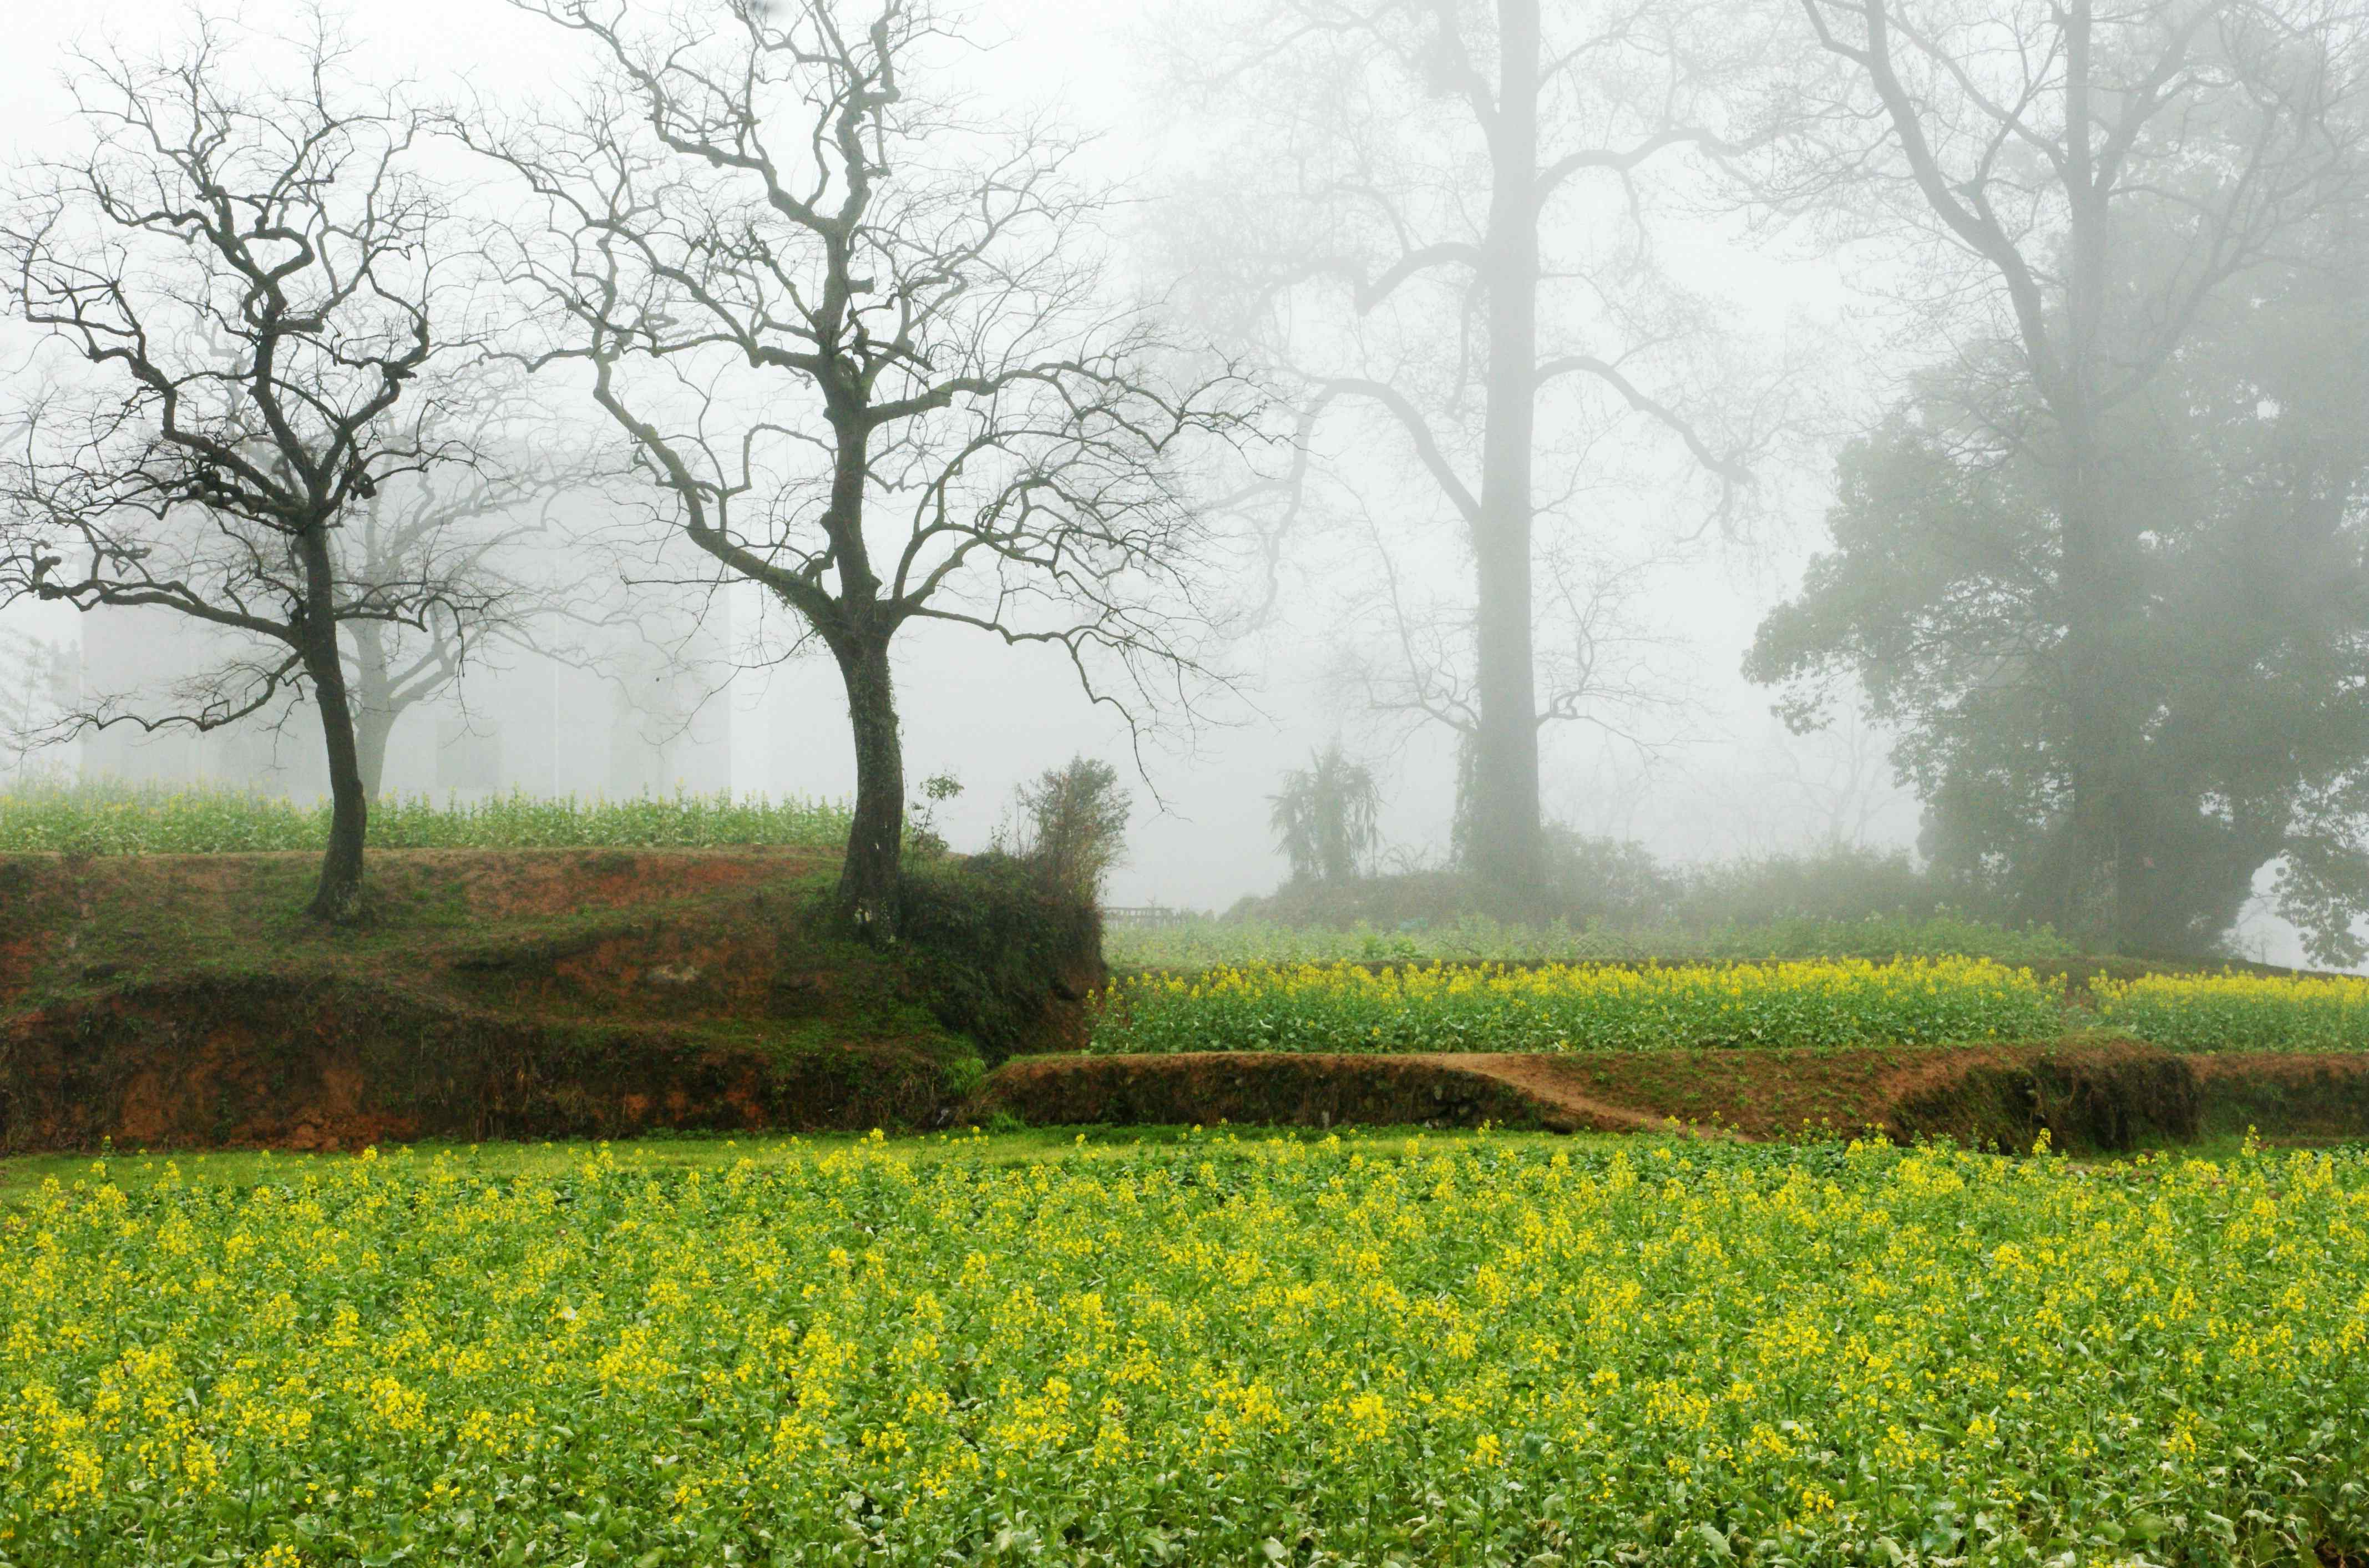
[1759,0,2369,948]
[1165,0,1776,903]
[479,0,1259,937]
[0,22,512,921]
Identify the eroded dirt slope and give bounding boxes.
[0,848,1091,1150]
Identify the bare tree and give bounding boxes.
[476,0,1262,935]
[1339,527,1694,766]
[1164,0,1783,906]
[1773,0,2369,942]
[1738,704,1909,854]
[0,20,507,919]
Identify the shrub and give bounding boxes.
[898,853,1103,1064]
[1010,757,1130,901]
[1219,839,2062,956]
[1674,843,1978,927]
[1538,827,1679,925]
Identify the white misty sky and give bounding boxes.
[1,0,2300,962]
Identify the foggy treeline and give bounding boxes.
[3,0,2368,962]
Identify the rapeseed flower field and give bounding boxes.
[1103,914,2081,970]
[1091,958,2066,1054]
[2096,972,2369,1054]
[6,1134,2364,1565]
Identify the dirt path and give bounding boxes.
[1413,1053,1737,1137]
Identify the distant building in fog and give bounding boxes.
[74,599,736,802]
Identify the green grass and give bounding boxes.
[0,851,829,1014]
[1103,910,2082,970]
[0,777,852,854]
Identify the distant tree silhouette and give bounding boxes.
[1765,0,2369,948]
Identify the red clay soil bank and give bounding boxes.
[969,1051,1677,1135]
[13,851,2365,1154]
[1,973,954,1151]
[972,1043,2369,1151]
[391,846,838,921]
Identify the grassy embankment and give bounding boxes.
[0,786,1102,1151]
[7,780,2367,1150]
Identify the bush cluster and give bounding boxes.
[1228,839,2050,948]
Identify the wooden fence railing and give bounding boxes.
[1101,905,1199,929]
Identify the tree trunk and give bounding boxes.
[297,522,369,923]
[347,621,395,801]
[834,631,904,938]
[354,707,395,803]
[1466,0,1545,906]
[2053,0,2140,951]
[2056,444,2132,948]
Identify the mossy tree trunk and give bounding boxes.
[297,520,369,924]
[834,631,904,939]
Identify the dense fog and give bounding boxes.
[3,0,2363,964]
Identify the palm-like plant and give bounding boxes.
[1270,744,1382,886]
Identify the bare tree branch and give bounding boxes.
[0,16,511,919]
[472,0,1272,932]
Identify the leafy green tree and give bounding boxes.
[1751,243,2369,961]
[1776,0,2369,948]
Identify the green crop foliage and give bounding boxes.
[2097,972,2369,1052]
[0,778,852,854]
[1102,912,2080,971]
[1091,957,2067,1055]
[3,1135,2363,1565]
